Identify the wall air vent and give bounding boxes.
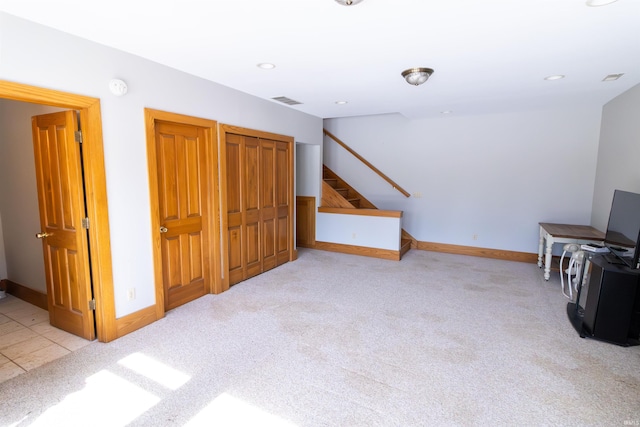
[272,96,302,105]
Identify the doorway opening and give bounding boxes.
[0,80,116,342]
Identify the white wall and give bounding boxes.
[295,143,321,201]
[0,100,63,292]
[591,83,640,231]
[0,13,322,317]
[324,107,602,254]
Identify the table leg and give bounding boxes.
[544,235,553,281]
[538,227,544,268]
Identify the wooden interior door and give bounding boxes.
[31,111,95,340]
[155,121,210,310]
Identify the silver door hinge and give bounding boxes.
[82,217,90,229]
[75,131,83,144]
[89,299,96,310]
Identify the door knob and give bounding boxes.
[35,232,51,239]
[159,226,168,233]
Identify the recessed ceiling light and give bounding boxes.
[441,110,453,114]
[586,0,618,6]
[603,73,624,81]
[335,101,348,105]
[544,75,565,81]
[257,63,276,70]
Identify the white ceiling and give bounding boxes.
[1,0,639,119]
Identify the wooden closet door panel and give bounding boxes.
[244,137,262,279]
[275,141,290,265]
[260,140,277,271]
[222,126,292,287]
[226,134,244,285]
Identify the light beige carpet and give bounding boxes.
[1,248,639,426]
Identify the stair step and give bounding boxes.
[324,178,338,188]
[400,238,412,258]
[347,198,360,208]
[335,188,349,197]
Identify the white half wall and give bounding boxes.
[324,107,602,254]
[316,213,401,251]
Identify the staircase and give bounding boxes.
[322,165,414,258]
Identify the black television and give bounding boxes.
[604,189,640,270]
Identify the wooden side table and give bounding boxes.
[538,222,605,280]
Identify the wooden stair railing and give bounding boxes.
[323,129,411,198]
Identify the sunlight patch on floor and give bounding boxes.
[184,392,298,427]
[118,352,191,390]
[29,370,160,427]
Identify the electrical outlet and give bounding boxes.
[352,232,357,239]
[413,192,422,198]
[127,288,136,301]
[473,234,478,241]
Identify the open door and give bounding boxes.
[31,110,95,340]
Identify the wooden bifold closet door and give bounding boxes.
[224,128,292,286]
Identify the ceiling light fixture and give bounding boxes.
[401,68,434,86]
[335,101,348,105]
[257,63,276,69]
[544,75,565,81]
[585,0,618,6]
[334,0,364,5]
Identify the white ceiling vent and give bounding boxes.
[272,96,302,106]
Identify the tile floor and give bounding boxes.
[0,294,93,383]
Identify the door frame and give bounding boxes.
[144,108,222,319]
[0,80,116,342]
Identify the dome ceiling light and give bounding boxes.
[334,0,364,6]
[586,0,618,6]
[401,68,434,86]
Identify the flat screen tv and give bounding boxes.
[604,189,640,269]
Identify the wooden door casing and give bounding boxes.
[221,125,294,288]
[31,110,95,340]
[2,80,115,343]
